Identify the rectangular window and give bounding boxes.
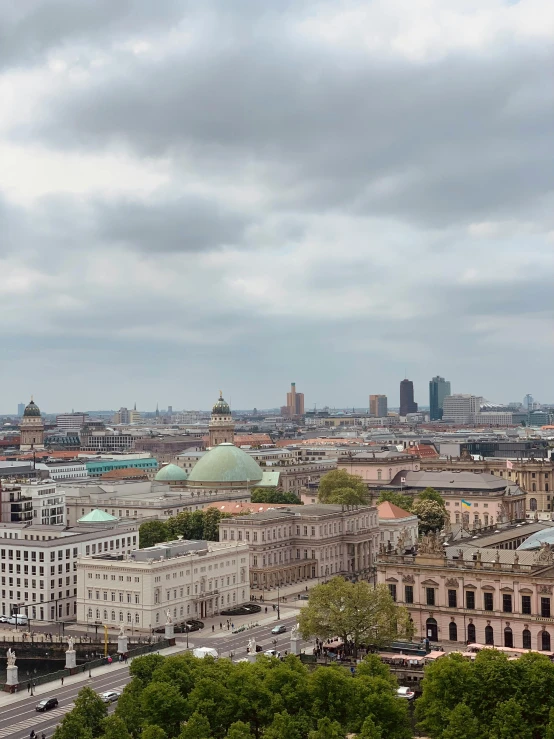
[502,594,512,613]
[404,585,413,604]
[484,592,494,611]
[426,588,435,606]
[465,591,475,610]
[541,597,551,618]
[448,589,457,608]
[388,584,397,601]
[521,595,531,615]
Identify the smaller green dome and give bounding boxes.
[155,463,188,482]
[78,509,118,523]
[212,391,231,416]
[24,399,41,417]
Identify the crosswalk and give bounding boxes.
[0,685,126,739]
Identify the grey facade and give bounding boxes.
[429,376,451,421]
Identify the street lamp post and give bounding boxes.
[277,583,281,620]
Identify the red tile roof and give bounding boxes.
[377,501,414,519]
[101,468,149,480]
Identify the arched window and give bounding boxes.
[119,612,123,622]
[127,613,132,623]
[111,611,115,621]
[504,627,513,648]
[135,613,140,624]
[485,624,494,645]
[467,623,476,643]
[103,610,107,620]
[87,608,93,619]
[530,498,537,511]
[449,622,458,641]
[96,609,100,619]
[542,631,551,651]
[426,618,438,642]
[522,629,531,649]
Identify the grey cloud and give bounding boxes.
[95,196,251,253]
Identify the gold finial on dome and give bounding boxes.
[219,390,223,398]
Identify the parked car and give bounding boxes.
[0,615,9,623]
[271,624,287,635]
[8,615,28,625]
[396,687,415,700]
[36,697,59,712]
[101,691,121,704]
[264,649,280,657]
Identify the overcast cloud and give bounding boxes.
[0,0,553,412]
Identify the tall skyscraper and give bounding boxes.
[283,382,305,417]
[17,403,25,417]
[429,376,451,420]
[369,394,388,417]
[399,379,418,416]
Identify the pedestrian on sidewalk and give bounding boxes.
[212,625,214,632]
[27,682,31,693]
[61,676,64,686]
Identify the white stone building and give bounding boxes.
[76,539,250,630]
[0,517,139,622]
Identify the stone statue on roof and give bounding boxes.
[535,542,554,565]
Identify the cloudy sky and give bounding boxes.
[1,0,553,413]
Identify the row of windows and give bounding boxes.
[223,518,374,543]
[0,548,77,561]
[388,585,551,617]
[429,618,552,651]
[84,536,136,555]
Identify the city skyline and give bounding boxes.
[0,1,552,409]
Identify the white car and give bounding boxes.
[397,687,415,700]
[101,691,121,704]
[7,616,28,625]
[264,649,280,658]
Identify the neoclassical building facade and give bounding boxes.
[377,538,554,652]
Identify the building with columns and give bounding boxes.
[76,539,249,629]
[208,392,235,447]
[19,399,45,451]
[219,503,379,591]
[377,537,554,652]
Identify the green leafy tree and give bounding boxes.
[299,577,413,657]
[411,499,446,534]
[167,511,192,539]
[129,653,166,684]
[356,654,398,686]
[417,487,445,506]
[308,717,344,739]
[250,489,301,504]
[318,470,367,505]
[352,676,411,739]
[203,507,224,540]
[376,491,414,512]
[442,703,480,739]
[115,677,146,735]
[179,711,212,739]
[545,707,554,739]
[360,716,383,739]
[141,682,187,737]
[489,698,532,739]
[53,712,94,739]
[189,510,205,539]
[100,716,132,739]
[139,520,169,548]
[141,727,167,739]
[73,685,108,737]
[264,710,302,739]
[226,722,254,739]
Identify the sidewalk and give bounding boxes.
[0,643,187,709]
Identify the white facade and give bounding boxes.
[22,481,66,525]
[442,394,482,424]
[0,521,139,622]
[76,540,249,630]
[56,413,89,430]
[474,412,514,426]
[35,462,89,481]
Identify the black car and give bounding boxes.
[36,697,59,712]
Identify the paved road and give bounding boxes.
[0,614,312,739]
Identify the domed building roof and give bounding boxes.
[212,391,231,416]
[78,509,118,523]
[24,399,41,417]
[188,443,263,484]
[155,463,188,482]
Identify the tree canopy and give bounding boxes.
[376,490,414,512]
[139,509,240,548]
[53,685,107,739]
[298,577,413,657]
[318,470,368,505]
[416,649,554,739]
[54,650,411,739]
[377,487,447,536]
[250,488,301,504]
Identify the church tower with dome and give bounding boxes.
[19,398,45,451]
[208,391,235,448]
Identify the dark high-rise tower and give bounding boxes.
[429,376,451,420]
[400,379,418,416]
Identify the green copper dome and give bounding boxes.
[78,509,118,523]
[188,443,263,484]
[212,391,231,416]
[155,463,188,482]
[24,399,41,417]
